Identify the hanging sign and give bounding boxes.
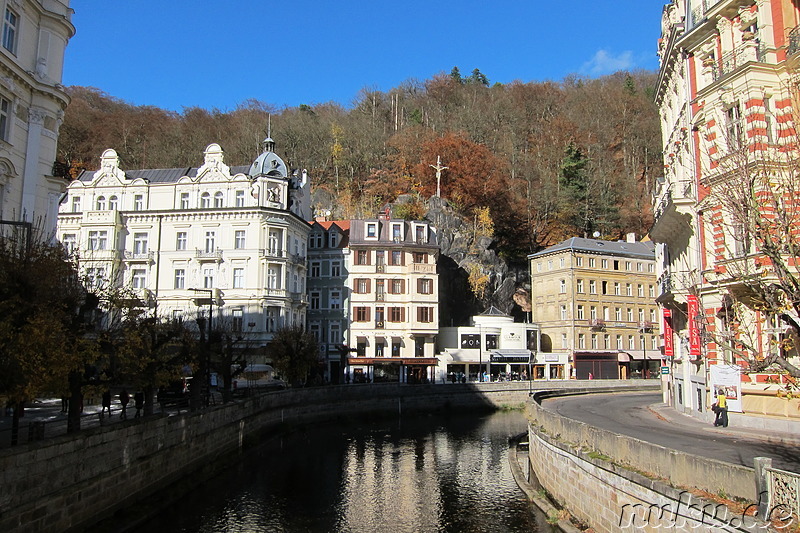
[663,309,674,357]
[687,295,702,357]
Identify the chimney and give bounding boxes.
[626,232,637,243]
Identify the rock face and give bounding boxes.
[423,196,529,326]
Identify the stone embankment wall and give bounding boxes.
[527,391,767,533]
[0,380,650,533]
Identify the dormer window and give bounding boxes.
[366,223,378,239]
[414,223,427,243]
[310,233,323,249]
[329,232,339,248]
[392,223,403,242]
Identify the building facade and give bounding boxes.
[529,237,659,380]
[56,141,311,359]
[306,220,350,383]
[654,0,800,413]
[345,216,439,383]
[437,307,540,382]
[0,0,74,235]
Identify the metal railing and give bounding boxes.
[789,26,800,56]
[714,41,767,81]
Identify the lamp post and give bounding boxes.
[190,288,214,407]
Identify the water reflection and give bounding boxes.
[137,411,550,532]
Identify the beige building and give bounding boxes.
[529,236,659,380]
[0,0,74,235]
[346,216,439,384]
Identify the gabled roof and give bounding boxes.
[479,306,509,317]
[78,164,253,184]
[528,237,655,260]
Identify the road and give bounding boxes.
[542,392,800,472]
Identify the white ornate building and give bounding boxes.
[57,140,311,357]
[0,0,74,235]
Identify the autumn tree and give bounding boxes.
[266,326,321,387]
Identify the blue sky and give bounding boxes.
[64,1,665,112]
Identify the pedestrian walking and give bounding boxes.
[713,387,728,427]
[101,390,111,418]
[119,389,130,420]
[133,391,144,418]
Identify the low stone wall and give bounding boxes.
[527,391,767,533]
[0,380,654,533]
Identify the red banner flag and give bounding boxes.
[687,295,702,357]
[663,309,674,357]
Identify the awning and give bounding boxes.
[489,349,532,363]
[621,351,663,361]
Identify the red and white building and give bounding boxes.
[653,0,800,416]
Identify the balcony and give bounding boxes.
[262,288,287,299]
[712,41,766,81]
[789,26,800,56]
[638,321,655,333]
[650,180,695,244]
[290,292,307,304]
[123,250,154,263]
[411,263,436,274]
[589,318,606,330]
[259,248,284,259]
[196,248,222,261]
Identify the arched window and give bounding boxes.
[214,191,224,208]
[200,192,211,208]
[95,196,106,210]
[108,195,118,210]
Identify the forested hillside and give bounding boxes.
[57,69,661,260]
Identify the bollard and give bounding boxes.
[753,456,772,520]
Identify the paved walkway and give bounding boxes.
[543,392,800,473]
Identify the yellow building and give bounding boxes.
[528,236,660,379]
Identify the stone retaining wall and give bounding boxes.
[527,391,767,533]
[0,380,653,533]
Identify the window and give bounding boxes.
[412,252,427,264]
[537,262,542,272]
[637,284,644,298]
[613,260,620,270]
[590,306,597,320]
[86,267,106,288]
[649,285,655,298]
[174,269,185,289]
[268,230,281,255]
[330,261,341,277]
[328,232,339,248]
[132,233,148,254]
[628,335,635,350]
[559,279,566,293]
[232,309,243,332]
[548,260,553,270]
[355,278,369,294]
[109,196,118,210]
[71,196,81,212]
[310,233,323,248]
[602,281,608,295]
[603,307,609,320]
[625,261,632,271]
[134,194,144,211]
[329,322,341,345]
[576,279,584,293]
[560,257,565,268]
[637,262,643,272]
[176,232,187,250]
[267,265,280,289]
[415,225,426,242]
[627,308,633,322]
[576,256,583,267]
[614,282,620,295]
[62,234,77,253]
[392,224,402,242]
[235,190,245,207]
[391,250,403,265]
[588,258,596,268]
[486,334,499,350]
[638,308,645,322]
[330,290,341,309]
[200,192,211,208]
[560,305,568,320]
[310,291,321,310]
[389,307,404,322]
[615,307,622,321]
[650,309,657,323]
[616,335,623,349]
[266,306,280,332]
[648,264,654,273]
[392,341,401,357]
[391,279,404,294]
[625,283,632,296]
[2,8,17,53]
[131,268,146,289]
[233,268,244,288]
[234,230,246,249]
[589,280,596,294]
[214,192,224,208]
[726,103,743,150]
[180,192,190,209]
[355,307,370,322]
[561,333,568,349]
[601,259,608,269]
[88,230,107,251]
[417,278,432,294]
[203,267,215,288]
[96,196,106,210]
[376,250,385,267]
[204,231,215,253]
[366,223,378,238]
[417,307,433,323]
[577,305,584,320]
[604,334,610,349]
[591,334,598,349]
[356,250,369,265]
[310,261,321,278]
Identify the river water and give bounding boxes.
[136,410,552,532]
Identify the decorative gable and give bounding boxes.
[195,144,232,182]
[91,149,128,186]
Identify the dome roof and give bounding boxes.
[248,137,288,178]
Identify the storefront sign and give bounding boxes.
[660,366,670,375]
[663,309,674,357]
[687,295,702,357]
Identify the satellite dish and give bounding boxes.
[593,231,601,238]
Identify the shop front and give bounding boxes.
[348,357,439,384]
